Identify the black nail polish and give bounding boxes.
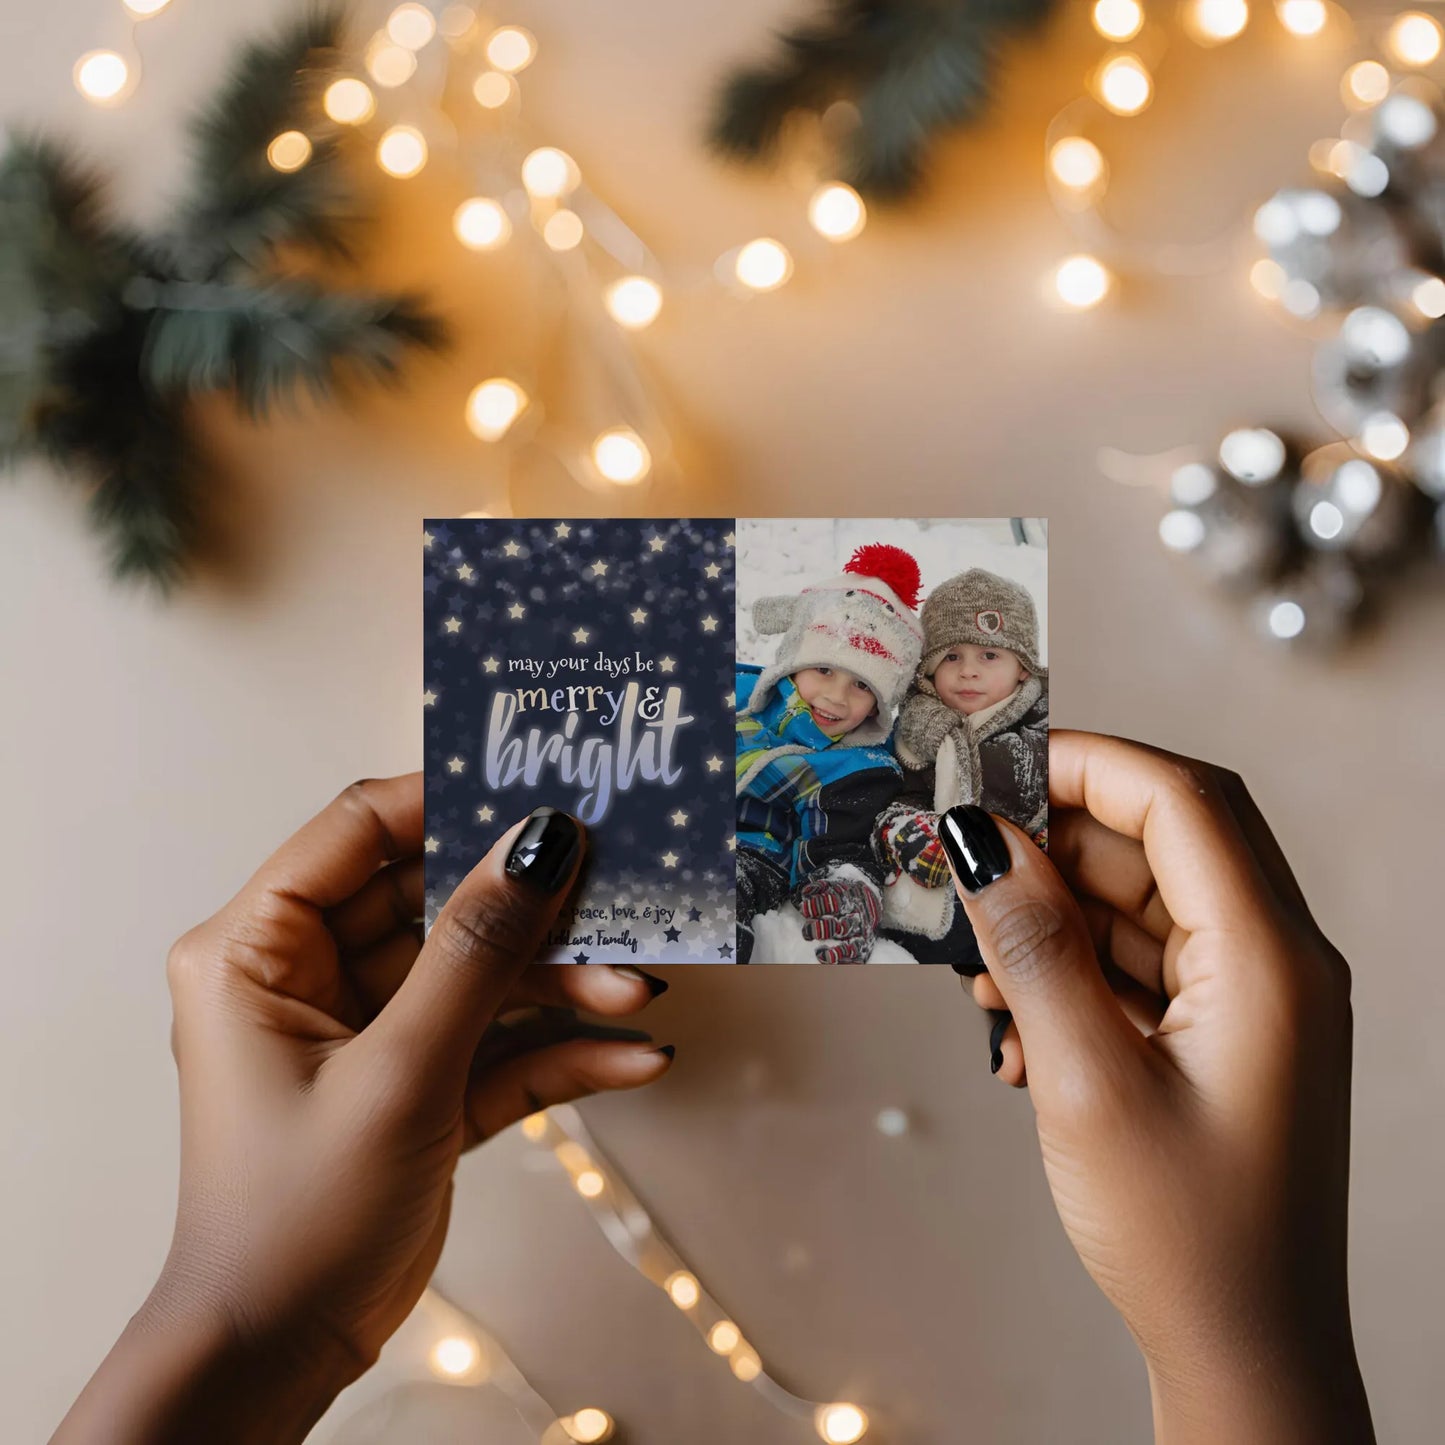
[639,970,669,997]
[504,808,582,894]
[655,1043,676,1059]
[990,1048,1004,1075]
[939,806,1011,894]
[989,1011,1012,1059]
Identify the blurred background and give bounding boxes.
[3,0,1443,1440]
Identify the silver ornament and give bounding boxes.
[1311,304,1442,437]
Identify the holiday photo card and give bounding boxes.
[424,517,1047,964]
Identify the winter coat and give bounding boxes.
[735,663,903,890]
[876,675,1048,942]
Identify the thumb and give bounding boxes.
[938,806,1138,1102]
[371,807,585,1084]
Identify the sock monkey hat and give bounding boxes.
[742,543,925,748]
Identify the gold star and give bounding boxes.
[423,530,434,549]
[590,559,609,577]
[483,656,501,674]
[704,562,722,579]
[705,755,724,773]
[477,805,495,823]
[723,531,735,547]
[444,616,462,633]
[659,655,676,672]
[447,756,466,774]
[424,836,440,853]
[423,689,438,706]
[648,535,667,552]
[554,522,572,539]
[508,602,526,619]
[661,850,679,868]
[503,540,522,557]
[670,809,689,826]
[457,563,474,581]
[701,615,719,632]
[631,607,648,624]
[573,626,590,644]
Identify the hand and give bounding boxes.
[938,732,1373,1445]
[55,779,673,1444]
[880,808,950,887]
[796,873,882,963]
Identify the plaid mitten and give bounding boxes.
[796,873,883,964]
[881,809,952,889]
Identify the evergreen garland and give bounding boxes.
[709,0,1058,200]
[0,6,445,589]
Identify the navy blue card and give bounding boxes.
[423,518,737,963]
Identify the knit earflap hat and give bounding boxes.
[918,568,1046,681]
[744,543,925,747]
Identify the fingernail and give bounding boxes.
[504,808,582,894]
[654,1044,676,1059]
[611,965,669,996]
[990,1048,1004,1075]
[989,1012,1011,1075]
[939,806,1011,894]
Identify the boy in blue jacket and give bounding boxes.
[735,545,924,963]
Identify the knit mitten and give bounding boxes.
[795,873,882,964]
[880,809,951,889]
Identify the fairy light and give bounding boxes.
[592,428,651,483]
[366,38,417,87]
[1386,12,1443,67]
[377,125,428,177]
[543,209,585,251]
[1343,60,1390,109]
[575,1168,606,1198]
[387,3,437,51]
[466,379,528,441]
[1412,275,1445,317]
[735,238,793,291]
[486,25,537,73]
[473,71,515,108]
[808,182,867,241]
[1053,254,1112,308]
[1095,54,1153,115]
[1092,0,1143,42]
[664,1271,700,1309]
[1359,410,1410,460]
[605,276,664,329]
[440,5,477,40]
[562,1408,615,1443]
[1277,0,1326,37]
[730,1347,762,1382]
[122,0,172,15]
[707,1321,741,1354]
[454,198,511,249]
[1250,257,1287,299]
[521,1111,549,1141]
[815,1403,870,1444]
[1188,0,1250,45]
[1309,499,1346,539]
[521,147,580,198]
[1049,136,1105,190]
[266,131,312,173]
[74,51,130,104]
[430,1335,482,1379]
[1267,599,1306,639]
[1159,509,1208,551]
[323,77,376,124]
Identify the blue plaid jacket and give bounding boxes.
[735,664,903,888]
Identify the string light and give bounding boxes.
[593,428,652,483]
[1049,136,1106,191]
[543,209,585,251]
[454,197,511,249]
[575,1168,606,1197]
[1359,410,1410,460]
[122,0,172,15]
[730,1347,763,1382]
[1267,599,1307,639]
[74,51,130,104]
[807,182,867,241]
[1092,0,1144,42]
[735,238,793,291]
[1343,60,1391,109]
[1095,53,1153,114]
[1054,254,1112,308]
[1386,12,1443,67]
[522,146,580,198]
[816,1403,870,1444]
[466,379,528,441]
[473,71,515,108]
[707,1321,741,1354]
[1187,0,1251,45]
[486,25,537,73]
[429,1334,484,1380]
[387,3,438,51]
[366,38,417,88]
[323,77,376,124]
[1412,275,1445,318]
[377,124,428,177]
[266,131,312,173]
[1276,0,1326,37]
[440,5,478,40]
[605,276,664,329]
[563,1408,616,1443]
[665,1271,701,1310]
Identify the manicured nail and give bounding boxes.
[939,806,1011,894]
[990,1047,1004,1075]
[989,1012,1011,1075]
[654,1044,676,1059]
[611,965,669,996]
[504,808,582,894]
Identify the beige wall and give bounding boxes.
[3,2,1440,1440]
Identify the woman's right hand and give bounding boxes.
[938,731,1374,1445]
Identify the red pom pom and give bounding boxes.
[845,544,922,611]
